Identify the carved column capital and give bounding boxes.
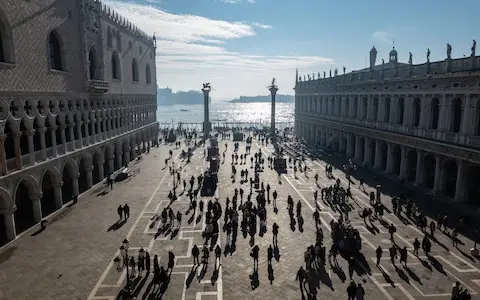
[53,181,63,189]
[25,129,35,136]
[37,127,47,133]
[13,131,22,138]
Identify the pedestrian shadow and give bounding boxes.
[404,265,422,285]
[427,255,446,275]
[30,226,46,236]
[249,270,259,290]
[107,219,127,232]
[331,264,346,282]
[211,268,219,285]
[268,263,274,284]
[394,265,410,284]
[314,264,334,291]
[185,265,197,289]
[377,265,395,287]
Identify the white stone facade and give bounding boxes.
[295,46,480,208]
[0,0,159,245]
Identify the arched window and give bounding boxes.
[413,98,421,127]
[0,16,13,63]
[48,31,63,70]
[88,47,97,80]
[111,52,121,79]
[451,98,463,133]
[145,64,151,84]
[132,59,139,82]
[431,98,440,129]
[107,27,113,47]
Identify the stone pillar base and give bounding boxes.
[203,122,212,134]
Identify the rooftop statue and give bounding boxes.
[317,72,320,79]
[447,43,452,59]
[408,52,413,65]
[329,70,332,78]
[369,46,377,68]
[472,40,476,57]
[307,75,311,81]
[343,66,346,74]
[427,48,431,62]
[323,71,326,79]
[202,83,211,90]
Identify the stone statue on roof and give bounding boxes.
[427,48,430,62]
[369,46,377,68]
[472,40,476,57]
[408,52,413,65]
[447,43,452,59]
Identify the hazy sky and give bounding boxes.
[105,0,480,100]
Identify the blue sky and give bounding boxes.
[106,0,480,100]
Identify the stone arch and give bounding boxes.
[451,98,463,133]
[61,159,78,204]
[92,149,104,184]
[406,150,417,182]
[466,166,480,206]
[0,10,14,63]
[392,145,401,176]
[14,175,39,234]
[39,166,62,217]
[413,98,421,127]
[78,154,92,194]
[423,154,436,189]
[443,159,458,198]
[47,30,64,71]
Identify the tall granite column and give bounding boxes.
[269,82,279,138]
[202,85,212,135]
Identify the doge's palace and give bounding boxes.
[0,0,159,245]
[295,43,480,208]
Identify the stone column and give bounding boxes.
[2,211,16,241]
[269,84,278,137]
[373,140,382,169]
[26,129,35,164]
[377,96,385,123]
[30,194,42,223]
[59,124,67,153]
[454,160,466,201]
[354,136,362,162]
[338,133,346,153]
[76,121,83,147]
[414,151,424,186]
[116,152,122,169]
[389,96,397,124]
[404,96,414,127]
[399,146,408,180]
[72,173,80,197]
[123,147,130,165]
[108,157,114,176]
[439,94,451,131]
[346,134,353,158]
[419,95,429,129]
[50,126,57,157]
[68,124,75,147]
[385,143,394,173]
[0,134,7,175]
[366,95,373,121]
[53,181,63,209]
[38,127,47,160]
[13,131,23,169]
[85,166,93,189]
[356,98,362,120]
[363,137,372,166]
[461,95,473,135]
[97,160,105,180]
[202,86,212,135]
[433,155,443,194]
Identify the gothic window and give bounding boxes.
[111,52,121,79]
[88,47,98,80]
[107,27,113,47]
[145,64,151,84]
[48,31,63,70]
[0,17,13,63]
[132,58,139,82]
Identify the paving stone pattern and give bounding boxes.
[1,137,480,300]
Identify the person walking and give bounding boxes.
[117,205,123,220]
[123,204,130,219]
[145,251,151,273]
[214,245,222,269]
[192,245,200,265]
[376,246,382,265]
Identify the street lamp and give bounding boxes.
[375,184,382,204]
[114,238,132,297]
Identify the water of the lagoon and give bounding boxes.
[156,102,295,130]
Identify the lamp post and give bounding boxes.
[113,239,132,297]
[375,184,382,204]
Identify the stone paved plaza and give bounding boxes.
[1,137,480,300]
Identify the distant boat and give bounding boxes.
[180,109,189,112]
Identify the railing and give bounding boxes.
[75,139,82,149]
[57,145,66,155]
[6,158,17,171]
[34,151,44,162]
[88,80,109,93]
[46,147,55,158]
[444,132,457,143]
[67,141,75,152]
[22,154,32,166]
[468,136,480,146]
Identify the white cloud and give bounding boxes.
[372,31,393,44]
[104,1,334,99]
[253,22,272,29]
